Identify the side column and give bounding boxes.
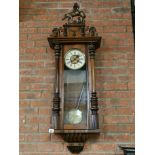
[52,43,61,129]
[88,43,99,129]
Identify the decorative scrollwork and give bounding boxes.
[63,133,88,143]
[62,3,86,24]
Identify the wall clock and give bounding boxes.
[48,3,101,153]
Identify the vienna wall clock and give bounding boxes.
[48,3,101,153]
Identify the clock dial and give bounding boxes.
[64,49,85,70]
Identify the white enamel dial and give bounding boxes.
[64,49,85,70]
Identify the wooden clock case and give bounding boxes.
[48,3,101,153]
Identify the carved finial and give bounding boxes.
[51,28,60,37]
[89,26,97,36]
[73,2,80,11]
[62,3,86,24]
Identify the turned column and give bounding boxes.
[52,43,61,129]
[88,43,99,129]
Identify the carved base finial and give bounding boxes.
[67,143,84,154]
[63,133,88,153]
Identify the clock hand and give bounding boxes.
[75,83,85,109]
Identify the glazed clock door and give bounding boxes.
[63,47,88,129]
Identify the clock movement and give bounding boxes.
[48,3,101,153]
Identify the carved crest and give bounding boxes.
[62,3,86,24]
[49,3,100,46]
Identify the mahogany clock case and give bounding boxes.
[47,2,101,153]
